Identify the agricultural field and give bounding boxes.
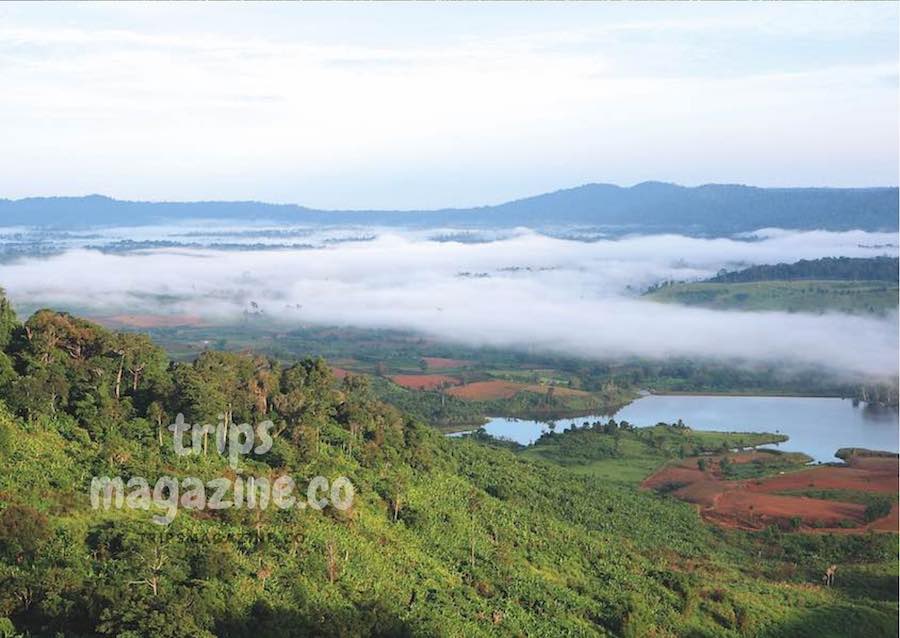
[420,357,471,369]
[644,280,899,315]
[91,317,896,431]
[447,380,593,400]
[96,319,640,423]
[520,422,789,484]
[388,374,460,391]
[513,421,899,534]
[446,380,527,399]
[644,452,898,533]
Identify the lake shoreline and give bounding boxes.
[647,389,846,399]
[458,395,899,464]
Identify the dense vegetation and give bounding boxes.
[123,321,894,421]
[0,295,895,636]
[707,257,898,284]
[369,375,487,428]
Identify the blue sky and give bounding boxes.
[1,2,897,208]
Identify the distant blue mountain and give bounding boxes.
[0,182,896,235]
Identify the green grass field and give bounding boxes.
[645,280,898,314]
[522,436,664,483]
[519,424,791,484]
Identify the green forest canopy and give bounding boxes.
[0,293,895,637]
[707,257,898,284]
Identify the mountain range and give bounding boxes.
[1,182,897,235]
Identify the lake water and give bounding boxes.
[465,395,899,463]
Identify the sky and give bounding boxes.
[0,2,897,208]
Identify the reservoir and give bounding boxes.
[471,395,899,463]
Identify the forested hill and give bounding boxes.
[708,257,899,283]
[1,182,897,234]
[0,293,896,636]
[644,257,899,315]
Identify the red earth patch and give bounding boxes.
[642,453,898,534]
[389,374,460,391]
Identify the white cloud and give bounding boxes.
[0,227,896,378]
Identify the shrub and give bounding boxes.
[864,497,892,522]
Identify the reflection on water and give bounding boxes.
[459,395,899,463]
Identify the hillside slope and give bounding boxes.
[0,297,895,637]
[644,257,899,315]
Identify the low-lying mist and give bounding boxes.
[0,226,896,379]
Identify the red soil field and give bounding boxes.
[389,374,460,391]
[713,492,865,529]
[422,357,471,369]
[447,380,593,401]
[642,453,899,534]
[752,464,897,495]
[869,505,900,532]
[446,380,526,400]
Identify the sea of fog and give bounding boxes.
[0,224,896,378]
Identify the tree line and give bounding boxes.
[708,256,898,284]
